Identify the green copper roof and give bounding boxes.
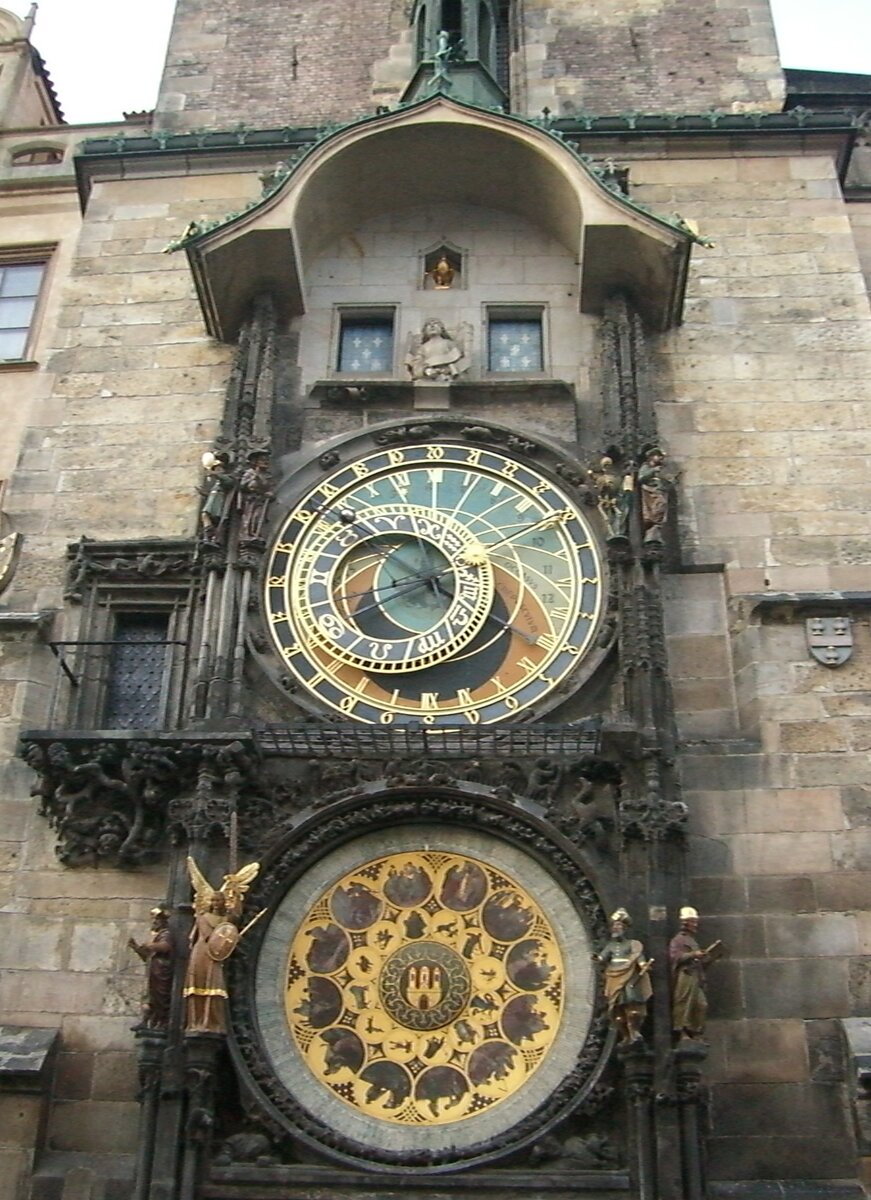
[154,92,748,254]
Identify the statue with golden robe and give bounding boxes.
[183,857,260,1035]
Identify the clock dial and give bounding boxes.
[264,440,603,725]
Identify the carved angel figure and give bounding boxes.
[405,319,470,382]
[183,856,260,1035]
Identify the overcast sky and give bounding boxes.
[6,0,871,125]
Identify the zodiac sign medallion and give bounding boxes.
[285,850,564,1125]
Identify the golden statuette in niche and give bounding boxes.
[285,850,564,1124]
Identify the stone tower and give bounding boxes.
[155,0,784,129]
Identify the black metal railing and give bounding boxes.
[255,719,601,759]
[46,639,189,731]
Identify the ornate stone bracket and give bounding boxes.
[21,732,261,867]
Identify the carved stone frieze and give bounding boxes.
[529,1129,621,1170]
[617,754,687,843]
[23,724,686,864]
[23,738,196,867]
[248,752,627,858]
[64,537,197,602]
[22,734,268,866]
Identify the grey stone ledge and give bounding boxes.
[0,609,54,637]
[710,1184,865,1200]
[744,591,871,617]
[0,1025,58,1092]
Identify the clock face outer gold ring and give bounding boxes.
[254,825,596,1154]
[263,439,605,725]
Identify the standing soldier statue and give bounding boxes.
[128,906,174,1030]
[669,905,723,1041]
[594,907,653,1044]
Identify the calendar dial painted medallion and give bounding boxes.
[264,440,603,725]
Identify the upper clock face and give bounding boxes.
[264,440,603,725]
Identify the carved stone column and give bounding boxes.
[622,1041,656,1200]
[180,1034,223,1200]
[673,1041,709,1200]
[193,293,277,723]
[132,1029,166,1200]
[601,293,691,1199]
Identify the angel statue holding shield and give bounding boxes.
[183,856,260,1034]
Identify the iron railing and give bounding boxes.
[254,719,601,759]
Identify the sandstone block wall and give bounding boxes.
[155,0,406,132]
[3,172,259,616]
[0,114,867,1175]
[515,0,784,118]
[626,143,871,1180]
[293,200,594,412]
[0,170,255,1162]
[155,0,784,132]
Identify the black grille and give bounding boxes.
[103,614,171,729]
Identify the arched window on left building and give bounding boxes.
[10,145,64,166]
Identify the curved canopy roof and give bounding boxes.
[184,95,695,340]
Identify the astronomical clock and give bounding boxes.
[258,425,607,726]
[231,420,617,1172]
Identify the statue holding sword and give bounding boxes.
[183,856,264,1035]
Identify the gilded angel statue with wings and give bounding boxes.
[183,856,261,1034]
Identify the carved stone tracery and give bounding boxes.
[64,537,198,602]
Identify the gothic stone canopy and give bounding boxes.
[182,95,695,341]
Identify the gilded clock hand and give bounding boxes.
[364,510,568,597]
[324,550,444,610]
[336,509,565,619]
[480,605,539,646]
[479,510,571,554]
[335,507,443,601]
[346,572,443,621]
[308,571,424,610]
[428,575,538,646]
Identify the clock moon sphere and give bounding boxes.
[264,440,603,725]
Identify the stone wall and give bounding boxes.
[155,0,407,132]
[3,172,258,614]
[0,120,868,1183]
[637,148,871,593]
[292,200,592,448]
[629,142,871,1181]
[155,0,784,132]
[515,0,784,118]
[0,169,256,1174]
